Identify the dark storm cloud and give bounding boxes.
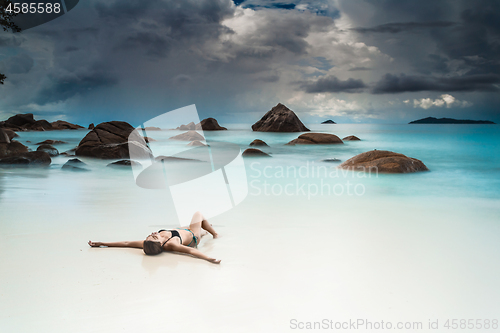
[0,53,34,74]
[93,0,235,59]
[372,73,500,94]
[351,21,456,34]
[64,46,79,53]
[117,32,171,59]
[243,2,295,10]
[430,1,500,75]
[35,72,118,104]
[300,75,367,93]
[0,35,23,46]
[348,67,371,71]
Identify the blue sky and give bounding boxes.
[0,0,499,126]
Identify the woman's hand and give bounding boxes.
[88,240,103,247]
[208,258,221,264]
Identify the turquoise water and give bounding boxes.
[1,124,499,333]
[2,124,499,201]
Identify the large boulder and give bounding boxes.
[287,133,343,145]
[169,130,204,141]
[242,148,271,157]
[0,141,29,158]
[23,119,52,131]
[37,144,59,157]
[338,150,429,173]
[252,103,310,132]
[3,113,35,128]
[196,118,227,130]
[75,121,152,159]
[51,120,84,130]
[0,151,51,166]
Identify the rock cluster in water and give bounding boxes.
[0,113,83,131]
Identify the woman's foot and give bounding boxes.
[208,258,221,264]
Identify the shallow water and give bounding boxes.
[0,124,499,332]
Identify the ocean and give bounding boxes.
[0,123,499,332]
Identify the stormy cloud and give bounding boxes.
[301,75,367,93]
[351,21,456,34]
[0,0,499,123]
[372,73,500,94]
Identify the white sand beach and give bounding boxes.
[1,163,499,333]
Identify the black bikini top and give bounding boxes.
[158,229,182,246]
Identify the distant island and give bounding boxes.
[409,117,495,124]
[321,120,336,124]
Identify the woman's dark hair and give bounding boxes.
[143,240,163,255]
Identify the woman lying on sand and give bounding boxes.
[88,211,220,264]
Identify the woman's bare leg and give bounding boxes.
[202,219,218,238]
[188,211,218,239]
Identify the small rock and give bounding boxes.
[0,129,10,143]
[187,140,206,147]
[37,144,59,157]
[242,148,271,157]
[3,129,18,140]
[342,135,360,141]
[322,158,341,163]
[249,139,269,147]
[168,131,204,141]
[197,118,227,131]
[287,133,343,145]
[0,151,51,166]
[62,158,89,171]
[36,140,67,145]
[88,123,95,130]
[177,122,196,130]
[321,120,336,124]
[107,160,142,168]
[155,156,201,162]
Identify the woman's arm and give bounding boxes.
[167,243,221,264]
[88,240,144,249]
